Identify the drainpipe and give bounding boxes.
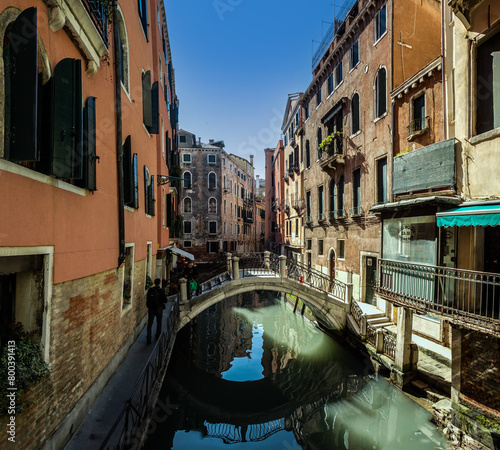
[441,0,447,140]
[113,2,126,267]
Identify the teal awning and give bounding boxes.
[437,204,500,227]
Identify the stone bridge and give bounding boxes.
[177,253,354,332]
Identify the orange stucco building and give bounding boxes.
[0,0,179,447]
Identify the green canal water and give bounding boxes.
[144,291,448,449]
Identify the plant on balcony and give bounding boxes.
[319,131,343,155]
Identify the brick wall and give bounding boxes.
[0,257,151,449]
[461,330,500,412]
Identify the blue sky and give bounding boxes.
[164,0,345,178]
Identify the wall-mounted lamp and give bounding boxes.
[156,175,194,194]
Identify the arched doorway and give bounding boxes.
[328,248,336,280]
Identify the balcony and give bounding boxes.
[293,163,300,175]
[283,172,289,183]
[350,206,363,218]
[283,201,291,215]
[317,213,327,224]
[319,135,345,173]
[289,167,295,180]
[305,215,313,225]
[376,259,500,337]
[393,139,456,198]
[334,209,346,219]
[292,196,305,212]
[407,116,429,141]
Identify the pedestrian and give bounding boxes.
[146,278,167,344]
[183,261,199,299]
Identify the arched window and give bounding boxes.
[208,172,216,189]
[184,197,192,214]
[208,197,217,214]
[183,171,192,189]
[351,93,360,134]
[375,68,387,118]
[116,6,130,93]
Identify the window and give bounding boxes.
[117,7,130,92]
[142,71,159,134]
[208,172,216,189]
[375,68,387,118]
[476,32,500,134]
[351,93,360,134]
[351,41,359,69]
[184,197,192,214]
[138,0,149,40]
[318,240,324,256]
[305,140,311,168]
[208,197,217,214]
[318,185,324,220]
[183,171,192,189]
[122,245,134,309]
[335,62,343,86]
[207,241,218,253]
[338,176,345,217]
[209,221,217,234]
[375,5,387,42]
[329,180,336,215]
[123,136,139,208]
[338,239,345,259]
[184,221,192,234]
[223,157,226,166]
[377,157,388,204]
[316,88,322,106]
[307,239,312,250]
[183,153,191,163]
[328,74,334,95]
[353,169,361,214]
[208,154,216,164]
[305,104,309,120]
[184,240,192,248]
[180,135,187,143]
[144,166,155,216]
[224,200,227,214]
[306,191,312,220]
[317,128,322,159]
[410,93,426,133]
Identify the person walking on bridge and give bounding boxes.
[146,278,167,344]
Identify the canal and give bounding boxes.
[144,290,448,449]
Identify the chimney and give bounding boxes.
[209,139,214,144]
[250,155,254,165]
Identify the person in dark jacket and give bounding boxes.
[183,261,199,299]
[146,278,168,344]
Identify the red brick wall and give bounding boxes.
[461,331,500,412]
[0,258,151,449]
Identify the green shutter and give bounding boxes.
[52,58,83,179]
[133,154,139,209]
[123,136,133,205]
[149,175,155,216]
[4,7,39,162]
[142,71,152,129]
[82,97,97,190]
[144,165,149,214]
[150,81,159,134]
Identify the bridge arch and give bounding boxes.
[179,276,348,331]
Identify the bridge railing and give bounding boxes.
[99,299,179,450]
[204,419,285,444]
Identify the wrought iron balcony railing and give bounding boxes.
[350,206,363,217]
[82,0,109,47]
[376,259,500,337]
[334,208,346,219]
[407,116,429,136]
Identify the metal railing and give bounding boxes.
[407,116,429,135]
[205,419,285,444]
[351,301,363,327]
[82,0,109,47]
[377,259,500,336]
[100,300,179,449]
[382,329,397,360]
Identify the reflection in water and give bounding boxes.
[144,291,448,449]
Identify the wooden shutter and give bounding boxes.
[52,58,83,179]
[149,175,155,216]
[123,136,133,205]
[144,165,149,214]
[139,0,148,41]
[4,7,39,162]
[142,71,152,129]
[166,193,172,227]
[150,81,159,134]
[82,97,97,190]
[133,154,139,209]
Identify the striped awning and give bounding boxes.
[436,204,500,227]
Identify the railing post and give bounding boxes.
[376,329,384,353]
[279,255,287,278]
[233,257,240,280]
[346,270,353,305]
[392,306,415,387]
[360,315,367,340]
[226,252,232,273]
[264,251,270,270]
